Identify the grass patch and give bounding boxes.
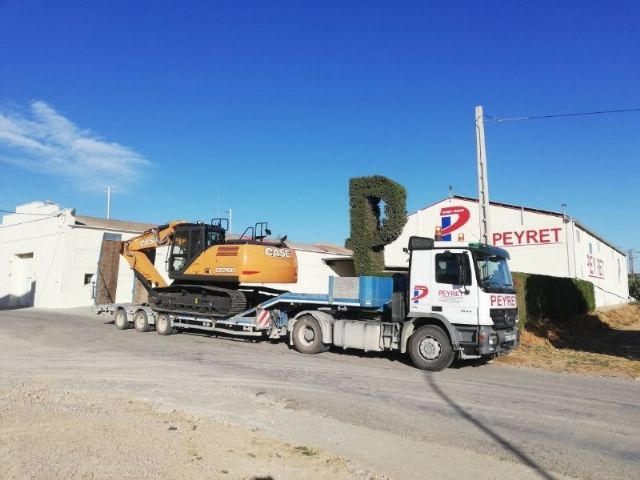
[497,303,640,379]
[294,445,318,457]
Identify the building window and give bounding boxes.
[84,273,94,285]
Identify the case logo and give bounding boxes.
[264,247,291,258]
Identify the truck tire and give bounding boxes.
[155,313,175,336]
[115,309,130,330]
[292,315,325,354]
[408,325,454,371]
[134,310,151,332]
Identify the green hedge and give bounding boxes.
[512,272,595,328]
[348,176,407,276]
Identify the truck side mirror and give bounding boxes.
[457,256,470,294]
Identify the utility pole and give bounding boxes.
[475,105,491,244]
[629,249,637,275]
[225,208,232,234]
[106,186,112,219]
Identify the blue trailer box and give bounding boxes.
[358,276,393,307]
[327,276,393,308]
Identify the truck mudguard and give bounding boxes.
[400,315,461,354]
[289,310,336,345]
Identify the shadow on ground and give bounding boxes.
[425,373,557,480]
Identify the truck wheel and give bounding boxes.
[155,313,174,336]
[115,309,130,330]
[292,315,325,354]
[408,325,454,371]
[134,310,151,332]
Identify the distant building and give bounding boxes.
[384,196,629,307]
[0,202,353,309]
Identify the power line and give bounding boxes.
[485,106,640,123]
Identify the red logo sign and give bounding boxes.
[440,206,471,237]
[490,294,517,308]
[492,228,562,247]
[412,285,429,304]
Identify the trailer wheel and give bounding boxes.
[292,315,325,354]
[134,310,151,332]
[408,325,454,371]
[115,309,130,330]
[155,313,174,336]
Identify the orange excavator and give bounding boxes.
[120,219,297,317]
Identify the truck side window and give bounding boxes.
[435,253,471,286]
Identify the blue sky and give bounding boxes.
[0,1,638,257]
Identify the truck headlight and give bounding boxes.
[488,333,498,345]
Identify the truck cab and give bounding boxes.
[405,236,519,369]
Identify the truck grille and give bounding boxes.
[490,308,518,329]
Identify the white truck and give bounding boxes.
[96,236,519,371]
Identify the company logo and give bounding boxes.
[411,285,429,304]
[490,294,517,308]
[264,247,291,258]
[440,206,471,240]
[139,238,156,248]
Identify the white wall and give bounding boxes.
[62,227,141,307]
[0,203,150,308]
[0,210,70,308]
[571,224,629,305]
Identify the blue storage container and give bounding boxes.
[327,276,393,308]
[358,276,393,307]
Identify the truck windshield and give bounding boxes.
[474,253,514,292]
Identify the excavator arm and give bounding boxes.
[120,220,187,289]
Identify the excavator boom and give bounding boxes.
[120,220,188,289]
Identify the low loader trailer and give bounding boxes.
[95,236,519,371]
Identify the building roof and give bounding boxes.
[416,195,625,256]
[285,240,352,256]
[73,215,156,233]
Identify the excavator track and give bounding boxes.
[149,284,248,318]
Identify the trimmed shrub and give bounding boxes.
[629,274,640,300]
[513,272,595,328]
[348,176,407,276]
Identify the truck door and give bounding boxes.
[430,251,478,327]
[410,250,478,326]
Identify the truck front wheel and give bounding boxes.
[292,315,325,354]
[408,325,454,371]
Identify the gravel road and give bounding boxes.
[1,307,639,480]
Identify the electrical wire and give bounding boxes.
[484,107,640,123]
[0,208,61,216]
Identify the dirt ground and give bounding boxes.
[0,383,384,480]
[496,303,640,379]
[2,307,639,480]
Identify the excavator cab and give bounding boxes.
[168,221,226,274]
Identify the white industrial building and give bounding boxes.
[385,195,630,307]
[0,201,353,309]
